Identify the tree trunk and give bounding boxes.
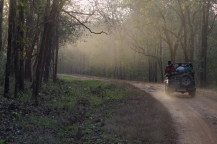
[148,59,152,82]
[178,0,189,62]
[0,0,4,51]
[200,0,210,88]
[14,31,18,98]
[4,0,16,97]
[186,7,196,63]
[43,41,52,83]
[32,0,63,104]
[162,27,177,63]
[44,25,56,83]
[53,28,59,83]
[170,49,176,64]
[159,38,163,82]
[18,0,25,91]
[25,0,34,81]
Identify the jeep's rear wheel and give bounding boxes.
[180,73,193,88]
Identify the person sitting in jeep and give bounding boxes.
[186,63,193,72]
[164,62,196,97]
[164,61,176,78]
[176,63,185,71]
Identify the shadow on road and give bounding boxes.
[169,93,194,99]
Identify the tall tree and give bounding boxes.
[4,0,16,97]
[200,0,210,88]
[0,0,4,51]
[53,20,59,83]
[32,0,64,104]
[18,0,25,91]
[24,0,35,81]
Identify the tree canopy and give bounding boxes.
[0,0,217,103]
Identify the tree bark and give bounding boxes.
[18,0,25,91]
[200,0,210,88]
[159,38,163,82]
[4,0,16,97]
[186,6,196,63]
[0,0,4,51]
[25,0,34,81]
[148,59,151,82]
[43,35,53,83]
[53,26,59,83]
[32,0,63,104]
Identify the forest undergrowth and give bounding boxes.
[0,76,177,144]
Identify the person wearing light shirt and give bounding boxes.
[176,63,185,71]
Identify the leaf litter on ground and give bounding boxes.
[0,76,177,144]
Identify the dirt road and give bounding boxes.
[61,75,217,144]
[133,82,217,144]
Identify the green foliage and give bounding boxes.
[1,76,135,143]
[42,76,127,110]
[0,75,177,143]
[0,140,4,144]
[19,2,25,7]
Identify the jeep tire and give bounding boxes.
[180,73,193,88]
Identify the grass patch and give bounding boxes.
[0,75,177,143]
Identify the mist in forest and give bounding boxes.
[1,0,217,100]
[59,30,148,81]
[57,0,217,87]
[58,25,192,82]
[57,23,194,83]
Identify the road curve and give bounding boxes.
[60,74,217,143]
[132,82,217,144]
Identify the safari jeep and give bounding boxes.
[164,62,196,97]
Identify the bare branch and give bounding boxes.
[124,29,160,60]
[66,10,96,16]
[62,10,108,35]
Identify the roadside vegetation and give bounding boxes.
[0,76,177,144]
